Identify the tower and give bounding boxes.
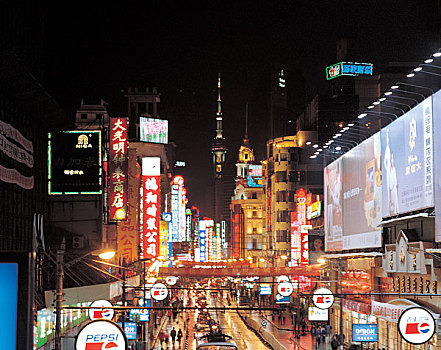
[211,73,228,179]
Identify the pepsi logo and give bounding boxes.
[75,320,127,350]
[398,307,435,345]
[89,300,114,320]
[312,288,334,310]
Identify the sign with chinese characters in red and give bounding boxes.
[109,118,128,220]
[141,157,161,259]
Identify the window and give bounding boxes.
[275,171,287,182]
[280,153,288,161]
[253,239,258,249]
[277,210,289,222]
[251,192,257,199]
[276,191,287,202]
[81,113,87,119]
[252,211,257,217]
[288,171,300,183]
[244,153,248,160]
[276,230,288,242]
[96,113,103,120]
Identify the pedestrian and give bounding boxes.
[331,335,339,350]
[177,329,183,347]
[170,327,177,347]
[301,320,306,335]
[310,325,316,336]
[282,314,286,325]
[316,326,322,344]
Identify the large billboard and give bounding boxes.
[434,91,441,242]
[48,131,102,194]
[342,133,382,250]
[324,158,343,251]
[140,117,168,144]
[381,97,433,217]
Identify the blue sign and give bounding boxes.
[130,308,149,321]
[381,97,433,217]
[118,322,137,340]
[247,175,263,187]
[275,294,290,304]
[0,263,17,349]
[352,324,378,342]
[260,285,272,295]
[199,229,206,262]
[162,212,172,222]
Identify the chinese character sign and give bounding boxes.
[141,157,161,259]
[109,118,128,220]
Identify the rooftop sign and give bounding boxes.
[326,62,373,80]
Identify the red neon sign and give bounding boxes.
[142,174,160,259]
[109,118,128,221]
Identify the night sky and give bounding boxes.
[41,1,439,212]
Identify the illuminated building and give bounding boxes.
[263,132,322,265]
[230,129,265,262]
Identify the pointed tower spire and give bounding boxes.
[216,73,223,139]
[243,103,250,148]
[211,73,228,179]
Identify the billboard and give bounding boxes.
[247,164,263,187]
[141,157,161,259]
[0,263,17,349]
[326,62,373,80]
[432,91,441,241]
[48,131,102,194]
[109,117,128,221]
[308,229,324,264]
[381,97,433,217]
[352,324,378,342]
[324,158,343,251]
[342,133,382,250]
[140,117,168,144]
[308,306,328,321]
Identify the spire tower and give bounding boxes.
[211,73,228,178]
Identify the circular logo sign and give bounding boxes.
[89,300,114,320]
[261,319,268,328]
[151,283,168,301]
[276,275,290,283]
[165,276,178,286]
[398,307,436,345]
[277,282,294,297]
[312,287,334,310]
[75,319,127,350]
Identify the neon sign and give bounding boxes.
[109,118,128,221]
[326,62,373,80]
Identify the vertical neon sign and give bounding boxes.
[109,118,128,221]
[141,157,160,259]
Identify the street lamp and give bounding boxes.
[54,239,116,350]
[319,258,344,350]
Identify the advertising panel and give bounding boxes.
[159,221,168,260]
[140,117,168,144]
[324,158,343,251]
[75,320,127,350]
[0,263,17,349]
[141,157,161,259]
[381,97,433,217]
[109,117,128,221]
[308,229,324,264]
[247,164,263,187]
[352,324,378,342]
[308,307,328,321]
[118,322,137,340]
[117,149,139,264]
[48,130,102,194]
[433,91,441,241]
[342,133,382,250]
[0,120,34,189]
[291,211,300,264]
[199,221,206,262]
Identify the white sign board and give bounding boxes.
[398,307,435,345]
[308,306,329,321]
[151,283,168,301]
[312,287,334,310]
[165,276,178,286]
[75,320,127,350]
[88,300,114,320]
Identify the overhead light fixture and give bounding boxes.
[340,129,346,133]
[313,144,319,148]
[343,127,349,130]
[379,98,386,102]
[305,141,312,145]
[329,140,334,144]
[317,148,322,152]
[358,113,367,119]
[309,155,316,159]
[425,58,434,63]
[336,133,342,137]
[373,101,380,105]
[348,123,354,127]
[407,73,415,78]
[385,91,392,96]
[391,85,399,89]
[323,145,328,148]
[414,67,422,72]
[433,52,441,57]
[335,146,342,151]
[367,105,374,109]
[332,135,338,139]
[314,151,319,155]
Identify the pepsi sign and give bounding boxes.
[88,300,114,320]
[312,287,334,310]
[277,282,294,297]
[75,319,127,350]
[151,283,169,301]
[398,307,436,345]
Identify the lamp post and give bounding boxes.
[53,242,116,350]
